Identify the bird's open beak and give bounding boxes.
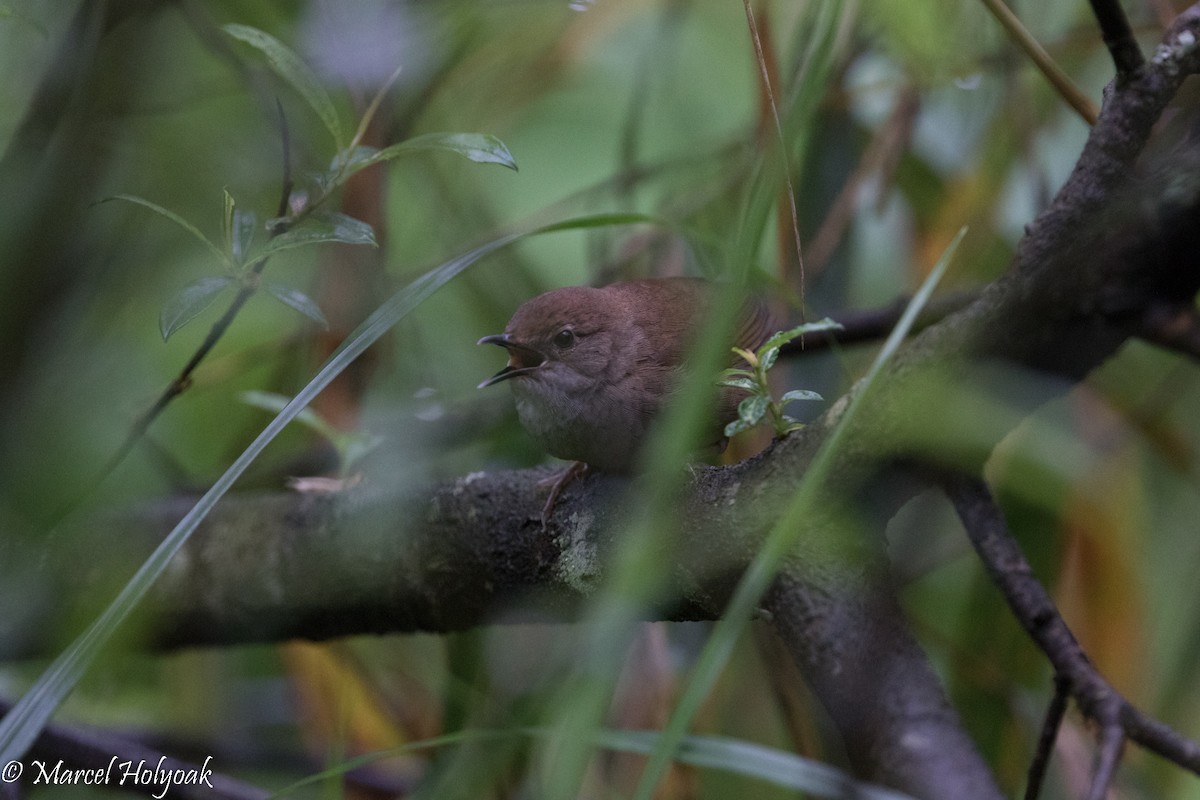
[477,334,546,388]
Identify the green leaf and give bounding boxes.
[723,418,754,438]
[255,212,377,262]
[0,212,658,766]
[760,317,844,354]
[325,133,518,191]
[264,283,329,328]
[223,24,344,149]
[759,346,780,372]
[159,276,235,341]
[98,195,231,269]
[241,390,383,471]
[717,378,757,391]
[737,394,769,426]
[593,731,917,800]
[222,189,235,257]
[232,209,258,264]
[780,389,823,404]
[356,132,518,172]
[0,6,47,36]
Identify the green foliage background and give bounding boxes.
[1,1,1199,798]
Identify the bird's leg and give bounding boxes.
[537,461,589,527]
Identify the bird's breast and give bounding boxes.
[510,374,647,473]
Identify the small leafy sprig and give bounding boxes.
[103,24,519,343]
[720,319,843,438]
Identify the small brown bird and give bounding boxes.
[478,278,772,482]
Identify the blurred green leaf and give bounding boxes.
[256,212,377,262]
[635,226,968,799]
[99,195,231,270]
[223,23,344,149]
[0,6,47,36]
[241,390,383,472]
[270,728,915,800]
[781,389,823,404]
[594,731,917,800]
[759,346,780,371]
[718,377,757,391]
[159,276,235,341]
[241,390,341,443]
[264,283,328,328]
[222,189,235,256]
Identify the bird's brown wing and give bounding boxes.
[731,294,775,355]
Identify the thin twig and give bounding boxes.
[979,0,1100,125]
[1024,675,1069,800]
[943,475,1200,784]
[1086,704,1125,800]
[1087,0,1146,76]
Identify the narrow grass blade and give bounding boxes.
[267,728,915,800]
[632,227,969,800]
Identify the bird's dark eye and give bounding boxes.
[552,328,576,349]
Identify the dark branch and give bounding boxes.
[779,291,977,357]
[1088,0,1146,76]
[1023,676,1069,800]
[275,97,293,219]
[1138,303,1200,364]
[943,475,1200,783]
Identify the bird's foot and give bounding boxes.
[537,461,589,528]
